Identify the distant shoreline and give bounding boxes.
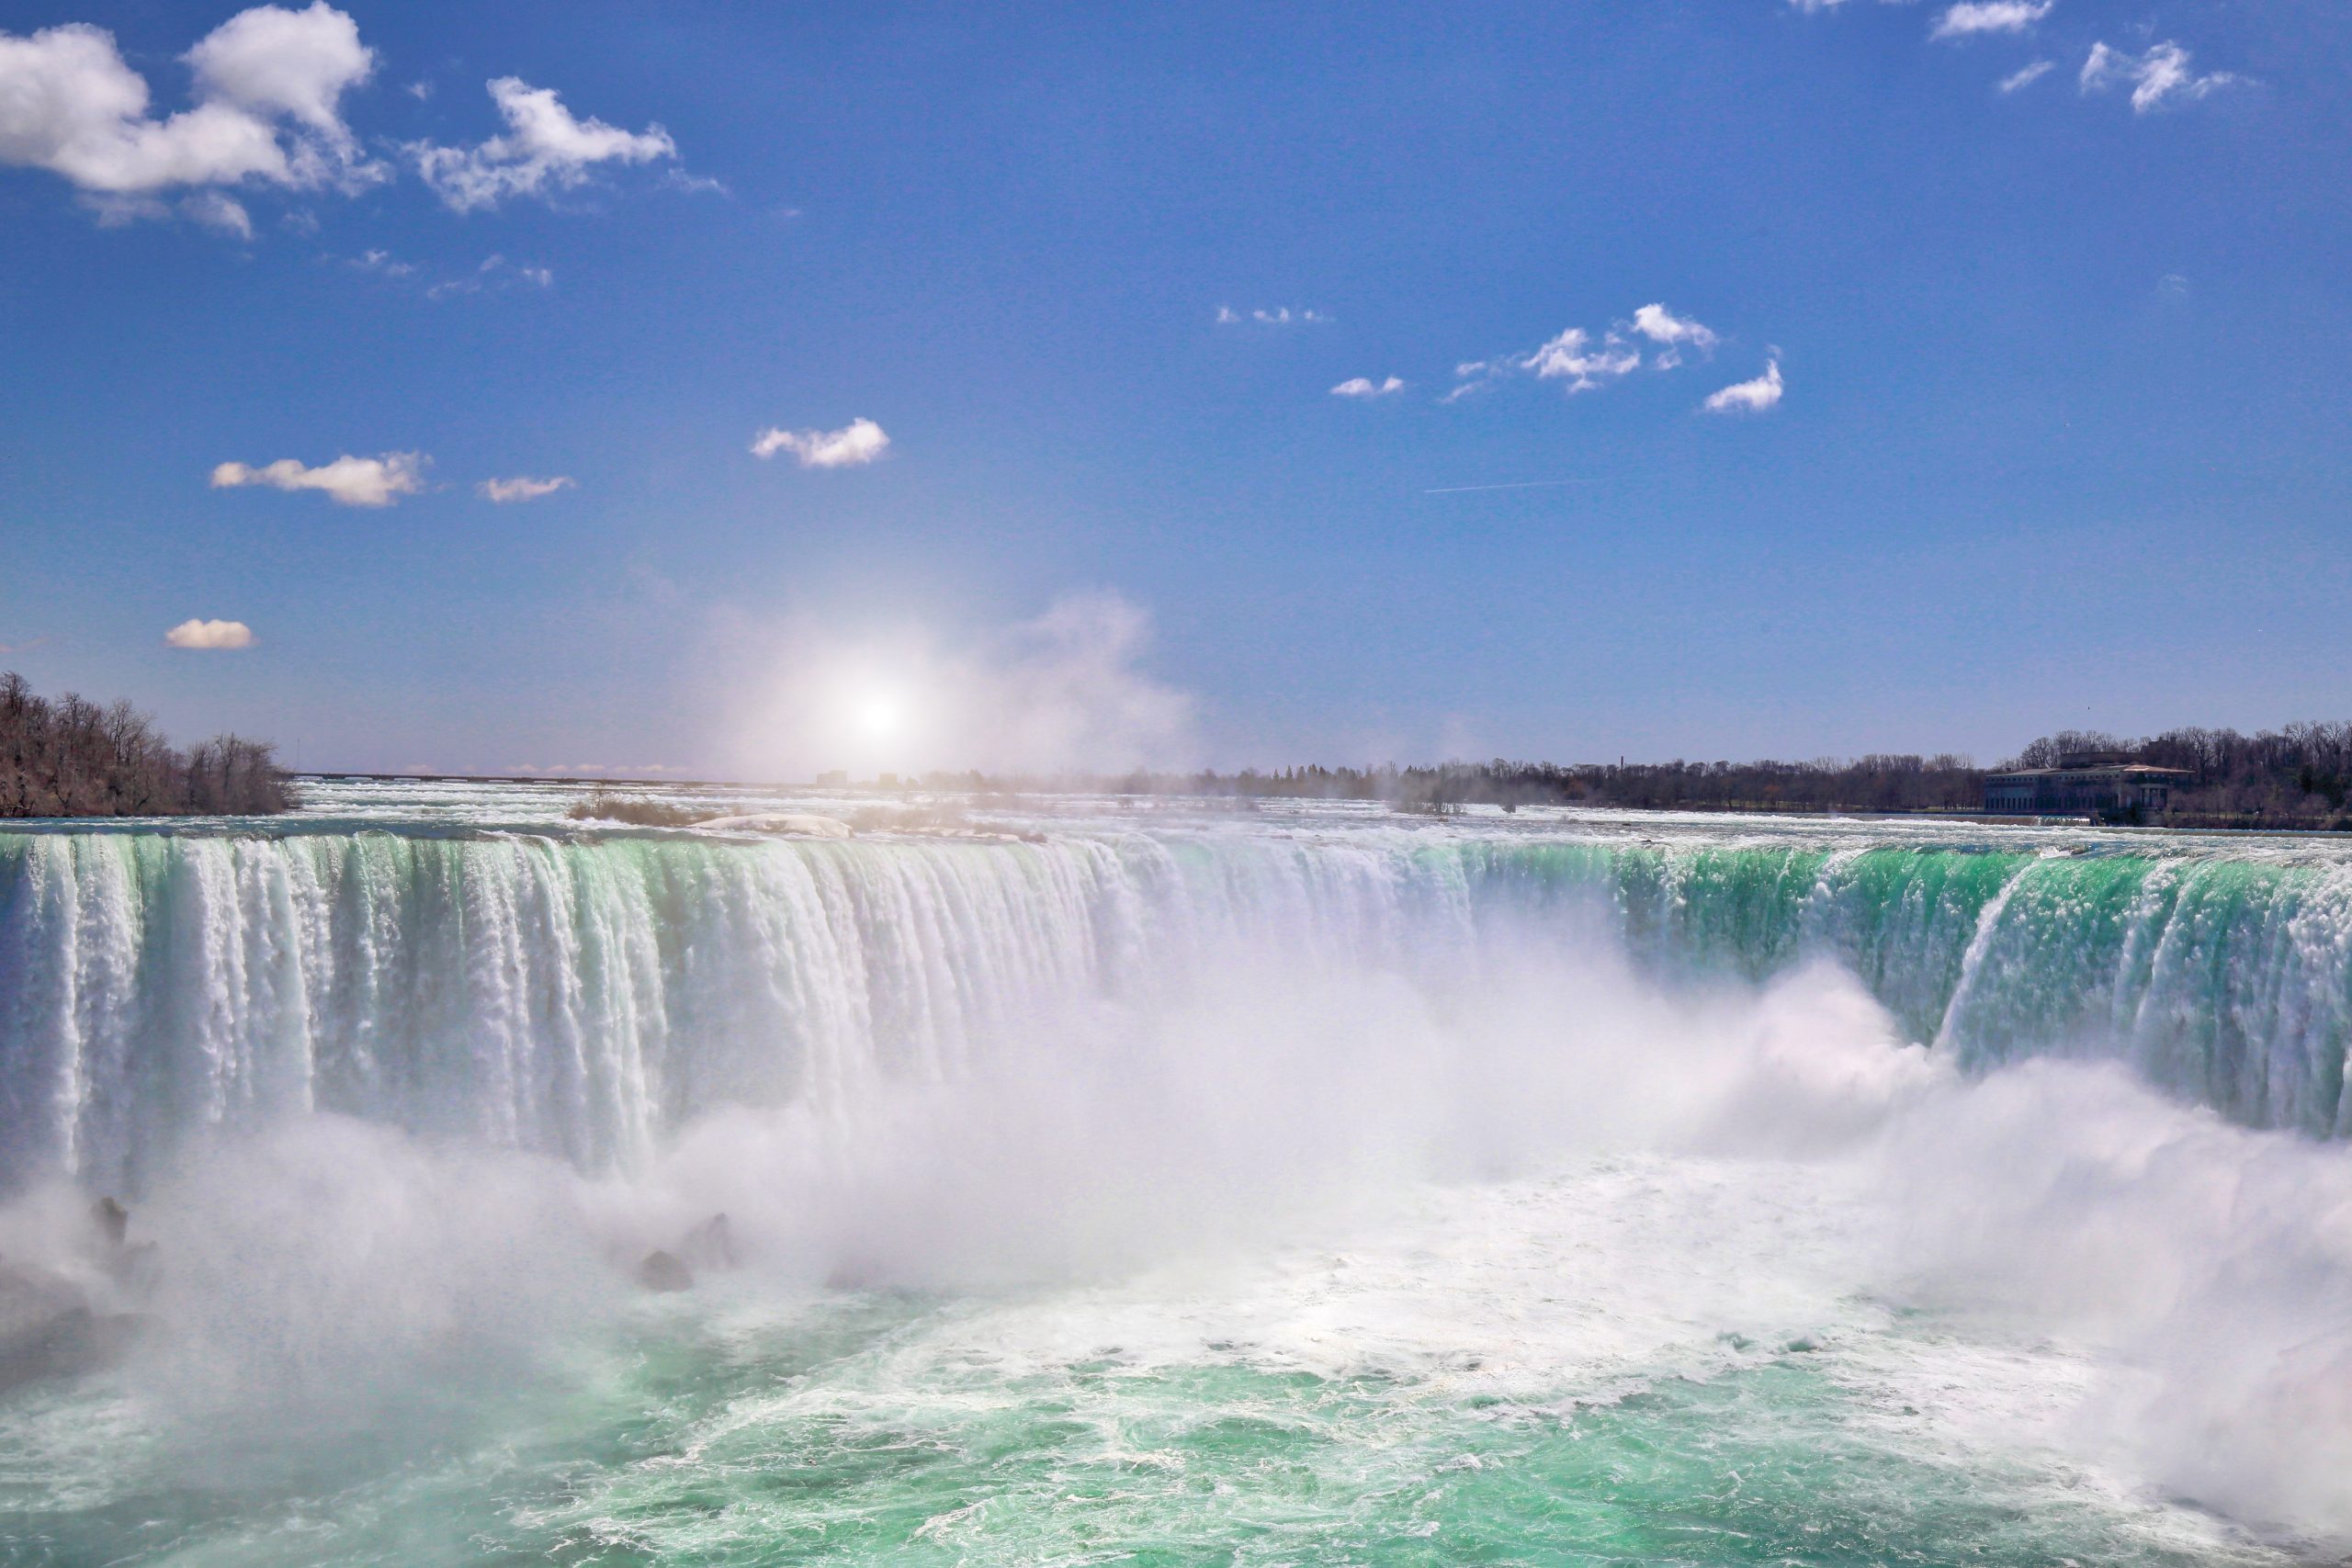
[276,773,2351,836]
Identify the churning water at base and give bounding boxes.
[3,784,2352,1564]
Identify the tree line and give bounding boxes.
[0,672,292,818]
[910,720,2352,828]
[2012,725,2352,826]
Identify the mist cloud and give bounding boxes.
[720,590,1198,779]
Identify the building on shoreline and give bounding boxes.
[1983,754,2192,818]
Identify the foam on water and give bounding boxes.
[3,786,2350,1562]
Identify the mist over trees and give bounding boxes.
[0,673,291,818]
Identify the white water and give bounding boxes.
[4,784,2352,1561]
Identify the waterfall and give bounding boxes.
[4,823,2349,1191]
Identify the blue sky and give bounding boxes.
[0,0,2344,776]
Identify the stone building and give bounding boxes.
[1983,754,2192,818]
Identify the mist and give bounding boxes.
[8,905,2352,1547]
[714,590,1199,781]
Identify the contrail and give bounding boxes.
[1421,479,1581,494]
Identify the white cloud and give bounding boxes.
[2081,40,2240,113]
[1330,375,1405,398]
[210,451,426,505]
[1998,59,2056,92]
[1629,303,1719,351]
[409,76,676,210]
[1702,359,1785,414]
[750,418,890,468]
[1451,305,1742,400]
[1930,1,2052,41]
[164,617,255,649]
[185,3,370,147]
[0,4,378,208]
[351,246,413,276]
[1628,303,1720,367]
[1522,326,1642,392]
[478,475,573,502]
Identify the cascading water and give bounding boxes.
[8,784,2352,1566]
[5,803,2350,1195]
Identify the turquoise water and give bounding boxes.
[2,1156,2303,1567]
[3,786,2348,1563]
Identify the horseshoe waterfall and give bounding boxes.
[5,784,2352,1566]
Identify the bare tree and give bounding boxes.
[0,673,292,818]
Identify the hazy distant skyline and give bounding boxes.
[2,1,2346,775]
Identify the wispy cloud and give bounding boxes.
[1702,359,1785,415]
[181,189,253,238]
[210,451,426,506]
[0,3,384,223]
[1216,305,1330,326]
[751,418,890,468]
[1930,1,2052,41]
[1449,303,1730,400]
[1331,376,1405,398]
[164,617,255,649]
[2081,39,2241,113]
[424,254,553,299]
[409,75,677,210]
[478,475,573,502]
[350,247,415,276]
[1998,59,2056,92]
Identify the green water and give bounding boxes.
[2,1282,2275,1567]
[0,1156,2306,1567]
